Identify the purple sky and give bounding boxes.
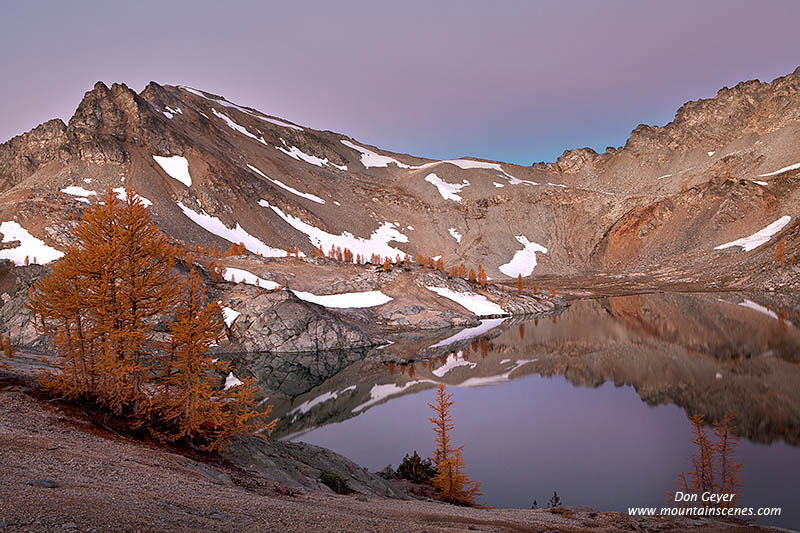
[2,1,799,164]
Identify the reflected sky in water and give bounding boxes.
[263,293,800,528]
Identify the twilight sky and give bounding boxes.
[1,0,799,165]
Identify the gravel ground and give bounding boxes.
[0,383,783,533]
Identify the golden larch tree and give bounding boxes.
[775,238,786,268]
[428,384,481,506]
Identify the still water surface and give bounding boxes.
[262,293,800,528]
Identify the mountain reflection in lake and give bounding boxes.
[246,293,800,528]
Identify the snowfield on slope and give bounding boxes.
[759,162,800,177]
[714,216,791,252]
[222,307,241,327]
[276,143,347,171]
[177,202,288,257]
[0,221,64,265]
[259,200,408,260]
[113,187,152,207]
[153,155,192,186]
[426,287,506,316]
[248,164,325,204]
[223,267,281,290]
[181,87,304,131]
[340,140,412,169]
[61,186,96,202]
[498,236,548,277]
[211,108,267,145]
[291,290,392,308]
[425,174,469,202]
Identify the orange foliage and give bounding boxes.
[428,385,481,506]
[28,188,274,451]
[468,268,476,283]
[673,413,743,507]
[383,257,392,272]
[775,239,786,268]
[516,274,523,294]
[225,242,247,256]
[2,334,11,357]
[477,265,487,288]
[436,257,445,272]
[208,260,225,283]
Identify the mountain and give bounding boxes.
[1,68,799,289]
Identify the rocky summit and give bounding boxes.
[1,68,800,349]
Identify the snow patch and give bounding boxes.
[714,216,791,252]
[493,182,505,188]
[177,202,287,257]
[424,173,469,202]
[212,108,267,145]
[259,200,408,260]
[222,307,241,327]
[707,151,715,157]
[498,235,548,277]
[340,140,411,169]
[248,164,325,204]
[291,290,392,308]
[547,182,568,188]
[448,228,462,243]
[225,372,243,389]
[153,155,192,186]
[223,267,280,290]
[275,145,346,171]
[0,221,64,265]
[657,174,672,180]
[752,180,769,186]
[61,186,96,198]
[426,286,506,316]
[181,87,304,131]
[739,299,779,320]
[760,163,800,177]
[113,187,152,207]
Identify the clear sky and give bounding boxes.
[1,0,799,165]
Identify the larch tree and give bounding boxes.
[30,188,180,411]
[427,384,482,506]
[477,265,487,288]
[29,187,275,450]
[517,274,523,293]
[775,239,786,268]
[2,335,11,357]
[674,412,742,507]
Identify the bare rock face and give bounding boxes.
[0,119,71,192]
[224,287,380,353]
[225,436,405,498]
[0,262,46,347]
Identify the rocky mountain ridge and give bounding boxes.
[1,68,799,287]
